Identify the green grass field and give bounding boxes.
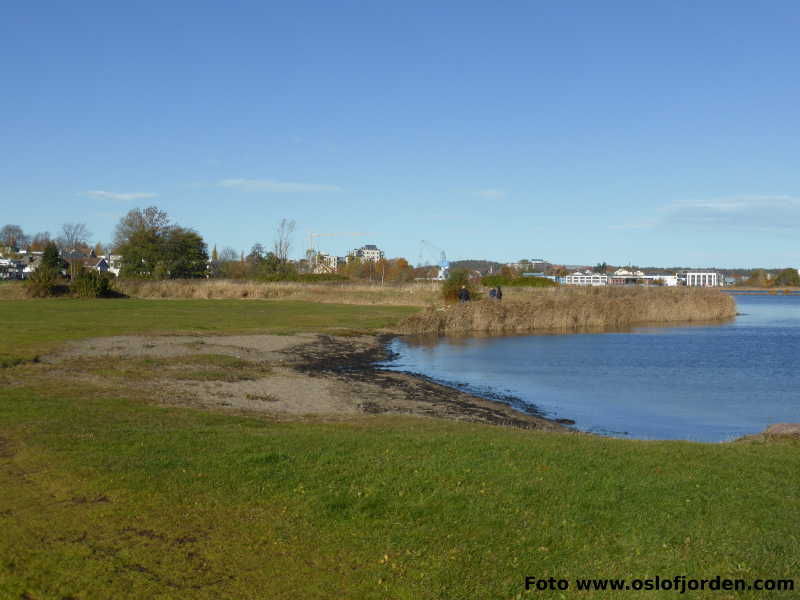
[1,299,798,599]
[0,298,417,364]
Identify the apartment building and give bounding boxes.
[348,244,384,263]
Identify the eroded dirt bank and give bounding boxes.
[44,333,569,432]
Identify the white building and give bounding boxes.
[679,272,720,287]
[563,270,608,286]
[608,268,679,286]
[0,258,24,280]
[100,254,123,276]
[348,244,384,263]
[312,253,340,274]
[643,275,678,286]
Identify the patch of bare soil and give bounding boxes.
[47,333,318,362]
[48,333,569,431]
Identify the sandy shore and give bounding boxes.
[46,333,569,432]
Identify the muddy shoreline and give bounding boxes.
[291,334,570,431]
[47,333,570,433]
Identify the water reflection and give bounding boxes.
[401,318,734,349]
[383,296,800,442]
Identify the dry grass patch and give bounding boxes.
[115,279,442,306]
[399,286,737,335]
[0,282,25,300]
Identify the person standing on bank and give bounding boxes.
[458,285,471,302]
[496,285,503,301]
[489,287,497,300]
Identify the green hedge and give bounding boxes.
[481,275,558,287]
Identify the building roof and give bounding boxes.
[79,257,108,268]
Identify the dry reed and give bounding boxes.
[0,282,26,300]
[114,279,441,306]
[397,286,737,335]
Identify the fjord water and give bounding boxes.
[385,295,800,442]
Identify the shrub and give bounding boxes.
[24,266,65,298]
[481,275,558,288]
[442,269,480,303]
[72,270,113,298]
[774,268,800,287]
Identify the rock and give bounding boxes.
[763,423,800,438]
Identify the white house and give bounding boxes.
[80,257,110,273]
[100,254,123,276]
[0,258,24,280]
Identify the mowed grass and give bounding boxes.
[0,298,417,363]
[1,386,798,599]
[0,298,798,598]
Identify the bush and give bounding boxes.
[24,266,66,298]
[774,268,800,287]
[72,270,113,298]
[481,275,558,288]
[442,269,480,303]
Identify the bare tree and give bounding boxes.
[0,224,30,248]
[57,223,92,254]
[272,218,295,263]
[219,246,239,262]
[30,231,52,251]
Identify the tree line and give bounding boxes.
[2,208,417,283]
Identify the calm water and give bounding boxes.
[383,295,800,442]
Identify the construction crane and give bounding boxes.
[419,240,449,280]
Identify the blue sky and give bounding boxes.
[2,1,799,268]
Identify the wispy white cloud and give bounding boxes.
[610,195,800,232]
[660,195,800,231]
[474,189,507,199]
[218,178,341,193]
[86,190,158,201]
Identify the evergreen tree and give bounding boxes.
[41,242,62,271]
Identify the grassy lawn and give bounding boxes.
[0,298,417,363]
[1,298,798,598]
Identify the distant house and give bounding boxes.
[0,257,24,280]
[100,254,123,276]
[79,257,110,273]
[22,256,43,278]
